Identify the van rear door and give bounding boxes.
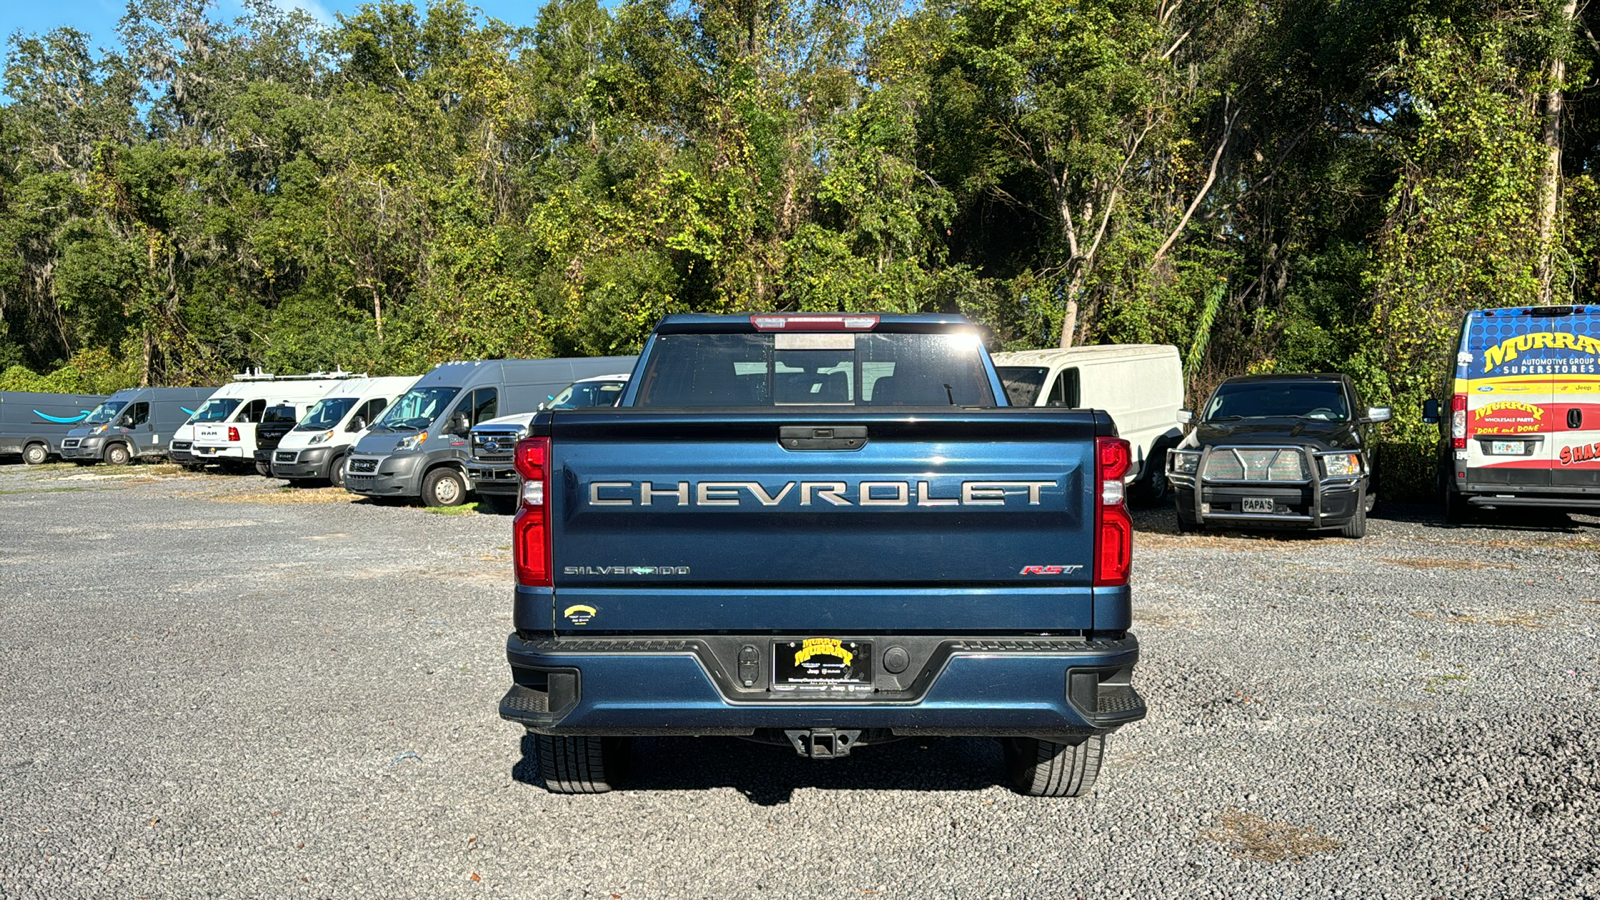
[1464,309,1560,487]
[1549,310,1600,488]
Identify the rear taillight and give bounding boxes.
[512,437,552,587]
[749,314,879,331]
[228,426,240,442]
[1094,436,1132,586]
[1451,393,1467,450]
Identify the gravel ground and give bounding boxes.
[0,461,1596,899]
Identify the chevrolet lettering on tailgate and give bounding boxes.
[585,479,1058,507]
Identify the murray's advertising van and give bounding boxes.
[1424,305,1600,520]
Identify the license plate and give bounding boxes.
[772,639,872,690]
[1489,440,1526,455]
[1242,498,1274,513]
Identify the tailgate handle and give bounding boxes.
[779,425,868,451]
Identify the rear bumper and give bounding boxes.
[169,441,195,463]
[192,443,248,460]
[499,632,1144,739]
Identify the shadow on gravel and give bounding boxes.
[511,734,1003,804]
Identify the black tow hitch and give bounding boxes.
[785,728,862,759]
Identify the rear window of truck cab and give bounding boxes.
[635,331,996,407]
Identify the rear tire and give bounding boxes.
[328,453,347,488]
[1443,484,1470,524]
[421,467,467,507]
[535,735,631,794]
[22,443,48,466]
[1002,734,1105,797]
[104,443,131,467]
[1340,490,1368,538]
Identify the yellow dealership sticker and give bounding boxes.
[563,604,597,625]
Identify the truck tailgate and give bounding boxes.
[541,409,1113,634]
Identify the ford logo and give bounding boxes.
[484,440,500,452]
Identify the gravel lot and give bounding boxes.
[1,462,1596,898]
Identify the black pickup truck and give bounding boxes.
[1165,374,1390,537]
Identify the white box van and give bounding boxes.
[183,371,364,471]
[270,375,419,486]
[993,344,1184,500]
[1424,305,1600,520]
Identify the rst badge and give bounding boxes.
[1019,565,1085,575]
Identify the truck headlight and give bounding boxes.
[1321,453,1361,477]
[1170,451,1199,475]
[395,432,428,452]
[308,430,334,445]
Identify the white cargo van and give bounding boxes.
[993,344,1184,501]
[183,371,364,471]
[270,375,419,486]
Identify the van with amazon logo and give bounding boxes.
[1423,305,1600,521]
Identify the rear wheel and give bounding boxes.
[104,443,131,467]
[22,442,48,466]
[1340,491,1368,538]
[1002,734,1105,797]
[327,453,348,488]
[421,467,467,507]
[535,735,631,794]
[1443,484,1471,524]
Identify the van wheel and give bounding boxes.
[22,443,49,465]
[1002,734,1104,797]
[328,453,347,488]
[104,443,131,467]
[421,468,467,507]
[1340,491,1368,538]
[535,735,631,793]
[1443,485,1470,525]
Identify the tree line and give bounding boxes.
[3,0,1597,440]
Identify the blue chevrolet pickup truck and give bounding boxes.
[498,313,1145,796]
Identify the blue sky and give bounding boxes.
[2,0,551,51]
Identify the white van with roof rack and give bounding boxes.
[180,370,365,472]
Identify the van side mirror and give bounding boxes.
[1421,399,1440,425]
[1176,409,1193,426]
[348,416,366,433]
[447,412,471,436]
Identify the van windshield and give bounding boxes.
[189,398,241,423]
[995,366,1049,406]
[295,397,356,431]
[372,387,460,432]
[83,400,127,425]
